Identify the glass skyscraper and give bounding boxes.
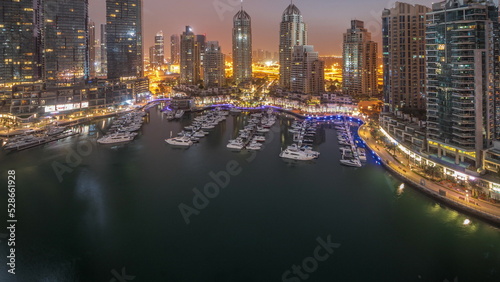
[38,0,89,87]
[0,0,38,85]
[106,0,143,80]
[279,3,307,90]
[232,8,252,84]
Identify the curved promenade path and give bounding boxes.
[358,124,500,226]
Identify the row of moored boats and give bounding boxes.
[2,125,71,151]
[226,109,276,151]
[97,111,146,144]
[165,109,228,146]
[336,119,366,167]
[279,120,320,161]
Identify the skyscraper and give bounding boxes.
[154,31,164,67]
[0,0,38,84]
[233,7,252,84]
[180,26,201,84]
[204,41,225,88]
[106,0,143,79]
[290,45,324,94]
[38,0,89,87]
[170,34,180,64]
[100,24,107,76]
[426,0,499,168]
[342,20,378,97]
[89,20,96,78]
[279,3,307,89]
[382,2,430,113]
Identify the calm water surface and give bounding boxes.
[0,106,499,282]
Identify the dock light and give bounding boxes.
[463,219,471,225]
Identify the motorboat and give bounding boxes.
[340,158,362,167]
[357,148,367,162]
[174,110,185,119]
[165,136,193,146]
[97,134,134,144]
[227,138,245,150]
[252,136,266,142]
[279,148,316,161]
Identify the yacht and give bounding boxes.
[165,136,193,146]
[279,148,316,161]
[257,127,270,133]
[357,148,367,162]
[227,138,245,150]
[252,136,266,142]
[230,107,242,114]
[340,158,362,167]
[246,143,262,150]
[174,110,185,119]
[97,134,134,144]
[192,131,207,138]
[46,126,66,136]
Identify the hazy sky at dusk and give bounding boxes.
[89,0,437,57]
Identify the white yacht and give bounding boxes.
[340,158,362,167]
[230,107,242,113]
[227,138,245,150]
[165,136,193,146]
[97,134,134,144]
[279,148,316,161]
[174,110,185,119]
[252,136,266,142]
[357,148,367,162]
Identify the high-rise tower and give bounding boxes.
[0,0,38,85]
[279,3,307,89]
[106,0,143,79]
[233,6,252,84]
[180,26,202,84]
[38,0,90,86]
[154,31,164,67]
[204,41,225,88]
[342,20,378,97]
[382,2,430,113]
[426,0,499,168]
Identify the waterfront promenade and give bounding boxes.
[358,124,500,226]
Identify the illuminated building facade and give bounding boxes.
[180,26,203,85]
[154,31,164,67]
[0,0,38,85]
[290,45,324,95]
[426,0,499,167]
[382,2,430,113]
[38,0,90,87]
[279,3,307,89]
[233,8,252,84]
[106,0,143,79]
[100,23,107,76]
[204,41,225,88]
[170,34,180,64]
[342,20,378,97]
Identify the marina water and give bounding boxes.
[1,106,499,281]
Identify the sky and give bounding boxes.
[89,0,437,56]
